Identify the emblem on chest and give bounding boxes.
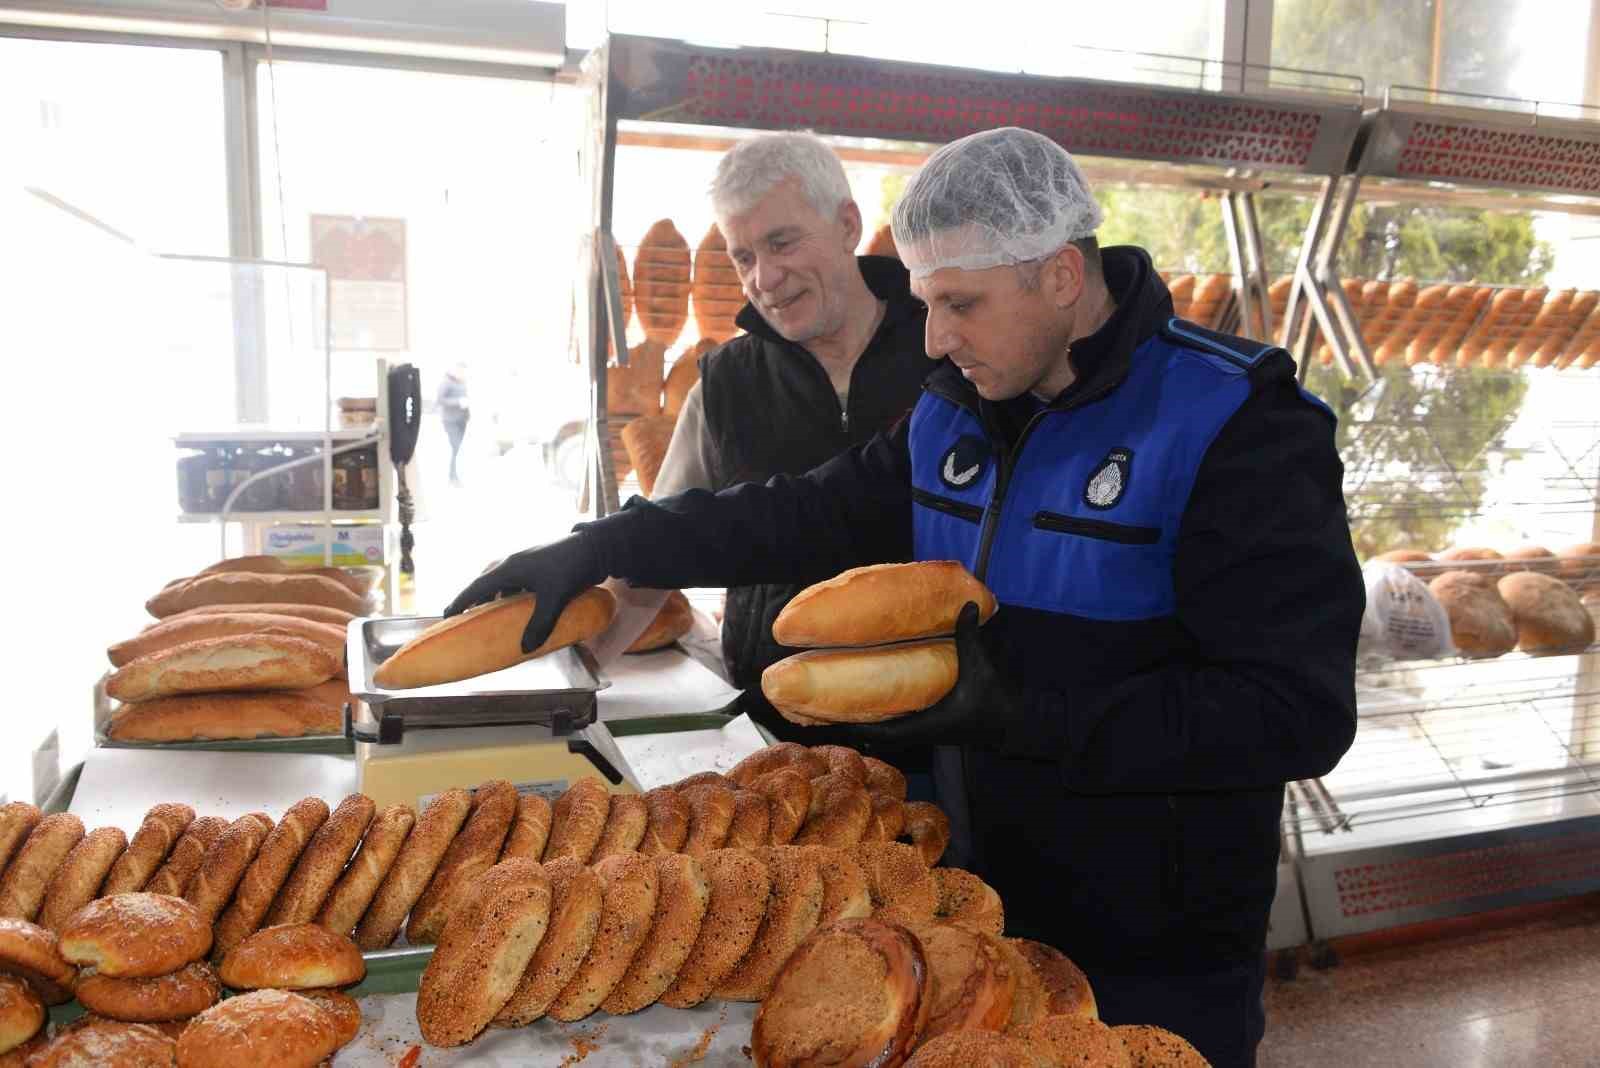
[1084,447,1133,510]
[938,435,989,490]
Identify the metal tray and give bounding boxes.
[347,616,610,743]
[92,677,354,756]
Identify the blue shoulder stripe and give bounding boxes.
[1163,318,1281,370]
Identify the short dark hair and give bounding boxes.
[1015,235,1101,291]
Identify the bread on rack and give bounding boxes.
[109,613,347,673]
[372,587,616,690]
[148,572,365,619]
[105,635,340,703]
[1557,542,1600,591]
[606,338,667,417]
[626,591,694,653]
[106,681,349,743]
[761,641,960,723]
[691,224,745,342]
[664,340,709,419]
[620,412,675,497]
[1496,572,1595,655]
[633,219,693,347]
[1428,570,1518,658]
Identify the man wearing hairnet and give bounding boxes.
[450,127,1363,1066]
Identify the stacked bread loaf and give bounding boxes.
[761,562,998,725]
[633,219,692,348]
[691,223,745,343]
[104,556,375,743]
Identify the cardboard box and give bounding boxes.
[264,523,385,567]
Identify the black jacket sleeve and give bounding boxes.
[579,416,915,592]
[1048,361,1363,792]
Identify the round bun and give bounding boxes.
[176,989,339,1068]
[862,757,908,801]
[542,778,611,865]
[1503,545,1558,573]
[1113,1024,1210,1067]
[59,894,210,978]
[750,769,810,846]
[933,867,1004,936]
[0,1031,46,1066]
[417,859,552,1047]
[602,853,711,1015]
[0,974,43,1054]
[75,961,220,1022]
[901,802,950,866]
[28,1018,176,1068]
[1497,571,1595,654]
[546,853,660,1022]
[753,917,930,1068]
[679,784,736,858]
[1556,542,1600,590]
[295,988,361,1049]
[713,847,824,1002]
[659,849,772,1010]
[1429,570,1518,658]
[493,857,603,1028]
[0,918,76,1005]
[795,772,870,848]
[637,788,690,856]
[1027,1014,1132,1066]
[906,920,1014,1040]
[219,924,364,990]
[1011,939,1097,1019]
[854,842,937,926]
[905,1029,1045,1067]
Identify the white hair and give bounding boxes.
[710,132,853,220]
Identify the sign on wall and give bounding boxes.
[310,214,408,351]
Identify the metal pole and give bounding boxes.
[1282,176,1338,356]
[1220,191,1253,338]
[1241,191,1274,339]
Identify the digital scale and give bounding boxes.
[344,616,639,811]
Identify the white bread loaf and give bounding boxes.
[106,634,340,702]
[148,572,365,618]
[372,587,617,690]
[106,682,349,742]
[109,613,346,671]
[773,562,998,648]
[1497,572,1595,655]
[157,602,357,627]
[761,641,959,723]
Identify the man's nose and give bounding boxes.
[753,256,784,294]
[924,313,957,360]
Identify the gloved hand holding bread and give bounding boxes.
[759,562,1007,729]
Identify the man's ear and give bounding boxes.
[1048,243,1087,309]
[838,199,864,253]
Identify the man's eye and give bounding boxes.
[950,301,973,314]
[770,240,789,253]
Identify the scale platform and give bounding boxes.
[345,616,638,811]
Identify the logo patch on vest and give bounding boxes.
[939,435,988,490]
[1083,448,1133,510]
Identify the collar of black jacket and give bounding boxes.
[925,245,1175,414]
[733,255,921,344]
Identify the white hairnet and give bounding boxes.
[892,127,1104,278]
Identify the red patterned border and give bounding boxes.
[678,55,1320,166]
[1397,121,1600,192]
[1334,832,1600,917]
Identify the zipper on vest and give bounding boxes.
[1033,511,1160,545]
[912,487,984,523]
[974,410,1046,581]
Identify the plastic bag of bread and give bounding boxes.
[1358,563,1454,661]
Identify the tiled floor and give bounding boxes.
[1259,895,1600,1066]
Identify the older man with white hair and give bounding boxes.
[596,132,933,743]
[452,127,1363,1067]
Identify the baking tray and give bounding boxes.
[92,676,355,756]
[347,617,610,743]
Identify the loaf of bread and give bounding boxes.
[1557,542,1600,590]
[762,641,959,723]
[634,219,692,346]
[106,681,349,742]
[664,340,710,420]
[621,412,675,497]
[109,613,346,671]
[607,339,666,417]
[373,587,617,690]
[148,572,365,619]
[1429,571,1517,658]
[773,562,998,648]
[1497,572,1596,654]
[105,634,340,702]
[159,602,357,627]
[863,224,898,259]
[626,591,693,654]
[691,224,745,342]
[195,555,288,578]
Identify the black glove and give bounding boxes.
[442,532,608,654]
[845,602,1026,752]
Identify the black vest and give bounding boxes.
[698,256,930,722]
